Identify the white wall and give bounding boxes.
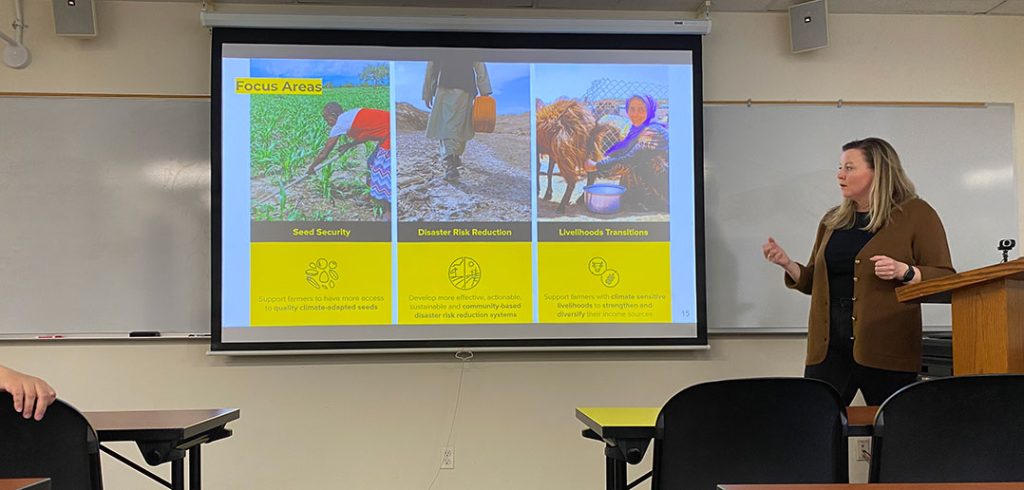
[0,339,808,489]
[1,2,1022,488]
[703,12,1024,237]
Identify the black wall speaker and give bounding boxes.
[789,0,828,53]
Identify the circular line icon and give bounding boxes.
[588,256,608,276]
[600,269,620,288]
[448,257,482,290]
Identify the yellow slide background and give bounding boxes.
[538,242,672,323]
[398,242,532,324]
[250,242,391,326]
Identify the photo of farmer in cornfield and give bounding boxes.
[535,64,671,222]
[394,60,531,222]
[250,59,391,222]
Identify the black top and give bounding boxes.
[825,212,874,299]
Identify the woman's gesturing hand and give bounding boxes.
[762,237,792,267]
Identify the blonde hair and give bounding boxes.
[823,137,917,232]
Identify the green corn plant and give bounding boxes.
[339,176,370,198]
[350,174,370,199]
[279,148,302,181]
[252,203,275,221]
[251,143,278,176]
[317,160,335,200]
[334,202,349,217]
[309,209,334,221]
[276,181,289,220]
[359,169,371,197]
[337,144,357,171]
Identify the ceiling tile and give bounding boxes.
[989,0,1024,14]
[705,0,778,12]
[535,0,705,10]
[295,0,533,6]
[827,0,1005,14]
[766,0,797,11]
[119,0,1024,15]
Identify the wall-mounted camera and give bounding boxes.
[997,238,1016,263]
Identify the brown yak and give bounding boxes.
[536,99,622,214]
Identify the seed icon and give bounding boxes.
[306,257,340,290]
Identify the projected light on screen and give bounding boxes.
[212,28,706,352]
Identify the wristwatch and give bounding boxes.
[901,264,916,283]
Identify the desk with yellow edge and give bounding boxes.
[576,407,659,490]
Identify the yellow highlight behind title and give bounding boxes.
[235,78,323,95]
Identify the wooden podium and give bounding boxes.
[897,258,1024,375]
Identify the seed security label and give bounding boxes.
[235,78,323,95]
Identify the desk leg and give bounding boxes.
[171,459,185,490]
[605,455,614,490]
[605,455,626,490]
[189,445,202,490]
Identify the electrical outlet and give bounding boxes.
[440,446,455,469]
[856,439,871,462]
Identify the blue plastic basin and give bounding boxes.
[583,184,626,214]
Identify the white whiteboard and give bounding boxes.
[704,104,1018,332]
[0,96,211,336]
[0,98,1015,336]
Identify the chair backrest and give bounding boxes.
[0,393,103,490]
[870,374,1024,483]
[652,377,848,490]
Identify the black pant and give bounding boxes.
[804,298,919,406]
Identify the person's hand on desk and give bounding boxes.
[0,365,57,421]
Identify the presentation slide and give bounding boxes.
[214,30,705,350]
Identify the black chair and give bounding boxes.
[652,377,848,490]
[869,374,1024,483]
[0,393,103,490]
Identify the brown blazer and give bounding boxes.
[785,198,955,372]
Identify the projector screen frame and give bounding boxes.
[211,27,707,353]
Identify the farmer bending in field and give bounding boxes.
[307,102,391,220]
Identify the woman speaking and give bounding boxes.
[763,137,954,405]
